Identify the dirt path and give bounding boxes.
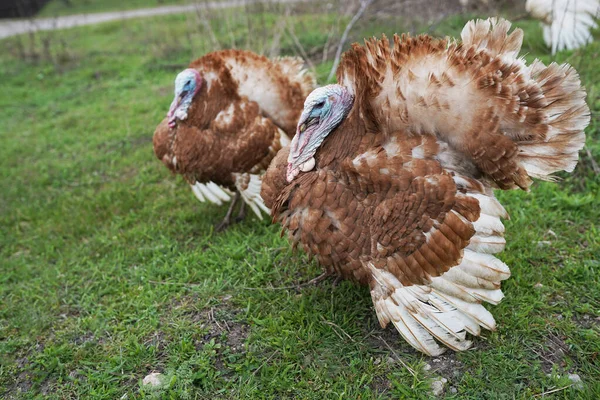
[0,0,305,40]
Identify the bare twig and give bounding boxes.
[376,335,417,377]
[148,280,204,287]
[426,11,451,34]
[269,6,291,57]
[194,0,221,51]
[238,285,299,291]
[585,147,600,174]
[509,13,529,22]
[237,272,332,291]
[533,384,573,397]
[326,0,373,82]
[252,350,279,376]
[322,23,336,64]
[320,316,356,343]
[208,307,225,331]
[285,22,315,72]
[239,278,328,291]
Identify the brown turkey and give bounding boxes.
[262,18,589,355]
[153,50,315,230]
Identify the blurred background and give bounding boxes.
[1,1,599,398]
[2,0,539,83]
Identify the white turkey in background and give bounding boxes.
[526,0,599,54]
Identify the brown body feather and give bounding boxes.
[153,50,315,216]
[262,19,589,355]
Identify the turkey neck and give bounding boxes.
[185,79,240,129]
[316,95,379,170]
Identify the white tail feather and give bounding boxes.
[431,291,497,331]
[206,182,232,202]
[190,181,233,208]
[234,173,270,219]
[190,175,270,220]
[191,183,206,202]
[367,189,511,355]
[472,214,505,236]
[466,236,507,254]
[467,193,509,219]
[198,183,223,205]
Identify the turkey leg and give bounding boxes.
[235,199,246,223]
[215,192,241,232]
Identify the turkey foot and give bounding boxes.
[215,192,241,232]
[331,276,343,287]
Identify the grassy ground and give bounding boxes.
[38,0,187,17]
[1,4,599,399]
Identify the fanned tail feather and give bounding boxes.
[461,18,589,184]
[354,17,590,190]
[517,61,589,179]
[460,17,524,58]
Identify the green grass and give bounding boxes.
[1,6,600,399]
[38,0,187,17]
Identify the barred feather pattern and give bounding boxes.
[263,18,590,355]
[337,18,589,190]
[153,50,313,217]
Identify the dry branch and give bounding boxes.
[269,6,291,57]
[376,335,417,377]
[327,0,373,82]
[285,22,316,72]
[194,0,221,51]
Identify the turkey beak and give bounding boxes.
[298,115,319,135]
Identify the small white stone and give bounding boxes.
[142,372,164,387]
[450,387,458,394]
[423,363,432,371]
[431,377,447,396]
[568,373,583,390]
[534,282,544,288]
